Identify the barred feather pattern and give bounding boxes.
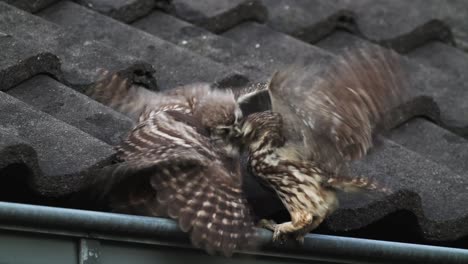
[86,71,242,131]
[239,46,404,242]
[85,70,188,121]
[242,111,391,242]
[96,108,256,256]
[150,164,256,256]
[267,46,407,173]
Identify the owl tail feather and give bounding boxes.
[324,175,392,194]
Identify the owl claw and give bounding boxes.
[272,226,287,244]
[258,219,286,243]
[259,219,306,244]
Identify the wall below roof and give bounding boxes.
[0,202,467,264]
[0,230,332,264]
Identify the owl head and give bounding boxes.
[191,88,243,157]
[238,111,284,148]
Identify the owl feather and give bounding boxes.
[85,73,256,256]
[92,109,256,256]
[239,46,406,242]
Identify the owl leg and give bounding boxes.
[259,212,314,243]
[274,213,314,243]
[258,219,295,242]
[293,214,326,244]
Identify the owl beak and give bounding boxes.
[230,124,243,138]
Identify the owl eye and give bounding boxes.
[214,126,231,135]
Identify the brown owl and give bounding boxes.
[237,46,406,243]
[86,73,257,256]
[87,71,243,156]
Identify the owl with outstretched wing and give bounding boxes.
[238,46,407,242]
[86,73,257,256]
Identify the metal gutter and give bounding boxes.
[0,201,467,263]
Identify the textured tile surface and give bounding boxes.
[0,2,157,90]
[316,31,468,131]
[260,0,457,53]
[40,1,244,89]
[261,0,358,43]
[388,119,468,176]
[73,0,160,22]
[1,0,468,248]
[0,35,61,91]
[326,0,467,49]
[167,0,268,33]
[0,91,114,196]
[132,11,269,81]
[8,75,133,146]
[224,21,468,241]
[1,0,59,12]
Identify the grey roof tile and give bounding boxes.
[260,0,454,53]
[0,132,43,203]
[167,0,268,33]
[329,1,454,44]
[223,22,334,70]
[1,0,468,248]
[132,10,269,81]
[260,0,359,43]
[324,0,467,51]
[223,23,443,126]
[223,21,468,241]
[409,42,468,81]
[40,1,244,90]
[73,0,166,23]
[408,43,468,137]
[1,0,59,12]
[8,75,133,146]
[373,20,454,53]
[0,132,41,174]
[388,118,468,176]
[316,31,468,131]
[0,2,157,90]
[0,91,114,196]
[331,138,468,241]
[0,34,61,91]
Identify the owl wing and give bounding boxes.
[86,71,189,121]
[95,109,256,256]
[235,82,271,116]
[268,46,407,173]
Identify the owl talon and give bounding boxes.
[272,226,287,244]
[258,219,286,243]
